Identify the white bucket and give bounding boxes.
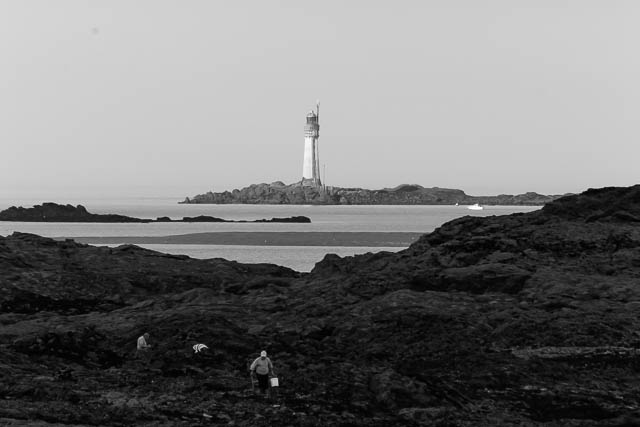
[270,377,279,387]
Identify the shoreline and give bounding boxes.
[63,231,423,247]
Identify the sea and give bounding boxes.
[0,197,539,272]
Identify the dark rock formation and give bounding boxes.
[541,185,640,222]
[0,203,311,223]
[0,202,150,222]
[181,181,566,205]
[2,185,640,425]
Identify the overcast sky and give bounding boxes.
[2,1,639,200]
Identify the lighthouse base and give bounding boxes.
[300,178,322,188]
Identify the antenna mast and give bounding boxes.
[323,163,326,190]
[315,100,321,187]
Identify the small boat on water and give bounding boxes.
[468,203,483,210]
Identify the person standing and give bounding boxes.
[250,350,275,397]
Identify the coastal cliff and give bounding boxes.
[2,185,640,425]
[181,181,563,205]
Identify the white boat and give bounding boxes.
[468,203,483,210]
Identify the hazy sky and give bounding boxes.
[2,1,639,200]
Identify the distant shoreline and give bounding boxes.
[64,231,422,247]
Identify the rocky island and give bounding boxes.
[181,182,565,205]
[2,185,640,425]
[0,203,311,223]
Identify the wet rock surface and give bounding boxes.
[2,185,640,425]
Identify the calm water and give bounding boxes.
[0,197,539,271]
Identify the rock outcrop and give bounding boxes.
[181,182,565,205]
[0,203,149,223]
[2,185,640,425]
[0,203,311,223]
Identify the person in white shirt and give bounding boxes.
[137,333,151,351]
[250,350,275,397]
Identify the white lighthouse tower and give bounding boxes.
[301,101,321,187]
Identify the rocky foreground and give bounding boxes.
[2,186,640,426]
[181,182,563,205]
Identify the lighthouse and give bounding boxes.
[301,101,321,187]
